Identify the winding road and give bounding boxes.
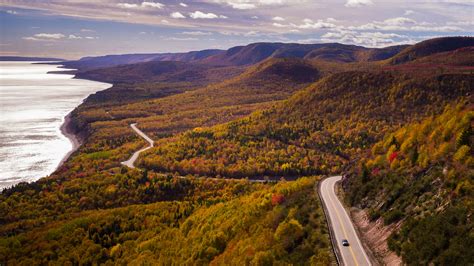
[121,123,154,168]
[120,124,370,265]
[319,176,372,266]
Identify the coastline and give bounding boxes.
[54,65,111,171]
[57,113,82,170]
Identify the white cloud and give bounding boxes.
[34,33,65,39]
[117,3,139,8]
[345,0,373,8]
[251,16,259,19]
[244,31,260,36]
[22,33,66,41]
[166,37,198,41]
[179,3,188,7]
[170,12,186,18]
[321,30,410,47]
[68,34,82,39]
[213,0,299,9]
[383,17,416,26]
[161,19,170,23]
[6,10,18,15]
[447,20,474,26]
[272,23,287,28]
[346,16,465,32]
[404,10,415,16]
[294,19,336,29]
[141,2,165,9]
[272,18,336,30]
[272,16,285,21]
[80,29,95,32]
[117,2,164,9]
[410,25,463,32]
[181,31,213,35]
[189,11,226,19]
[229,3,257,9]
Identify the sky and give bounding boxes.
[0,0,473,59]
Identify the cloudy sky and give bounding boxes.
[0,0,472,59]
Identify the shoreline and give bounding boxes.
[55,64,111,171]
[57,113,83,170]
[0,61,112,191]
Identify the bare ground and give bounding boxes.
[350,209,403,266]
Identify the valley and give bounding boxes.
[0,36,472,265]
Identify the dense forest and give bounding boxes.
[1,177,332,265]
[345,102,473,264]
[1,37,473,264]
[139,71,472,179]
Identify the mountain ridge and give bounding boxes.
[62,42,411,71]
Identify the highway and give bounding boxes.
[319,176,372,266]
[121,126,371,265]
[121,123,154,168]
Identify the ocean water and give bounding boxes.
[0,61,111,189]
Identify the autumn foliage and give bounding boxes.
[271,193,285,206]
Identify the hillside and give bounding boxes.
[388,36,474,65]
[68,57,321,140]
[0,174,332,264]
[405,46,474,67]
[344,101,473,265]
[139,70,472,178]
[75,60,244,85]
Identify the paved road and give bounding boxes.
[319,176,372,266]
[121,123,154,168]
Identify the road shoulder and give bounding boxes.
[334,181,400,266]
[316,178,343,265]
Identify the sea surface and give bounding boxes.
[0,61,111,189]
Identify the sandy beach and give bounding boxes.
[57,113,82,170]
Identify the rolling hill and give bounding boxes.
[62,42,411,72]
[387,36,474,65]
[140,68,472,178]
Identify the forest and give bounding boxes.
[345,101,473,264]
[1,37,473,264]
[1,177,333,265]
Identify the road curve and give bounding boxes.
[121,123,154,168]
[319,176,372,266]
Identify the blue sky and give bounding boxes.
[0,0,473,59]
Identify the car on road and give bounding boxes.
[342,239,350,246]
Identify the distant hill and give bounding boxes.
[76,61,213,84]
[62,49,223,71]
[73,60,244,104]
[404,46,474,67]
[229,57,319,84]
[62,42,411,71]
[388,36,474,65]
[0,56,64,61]
[179,42,408,66]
